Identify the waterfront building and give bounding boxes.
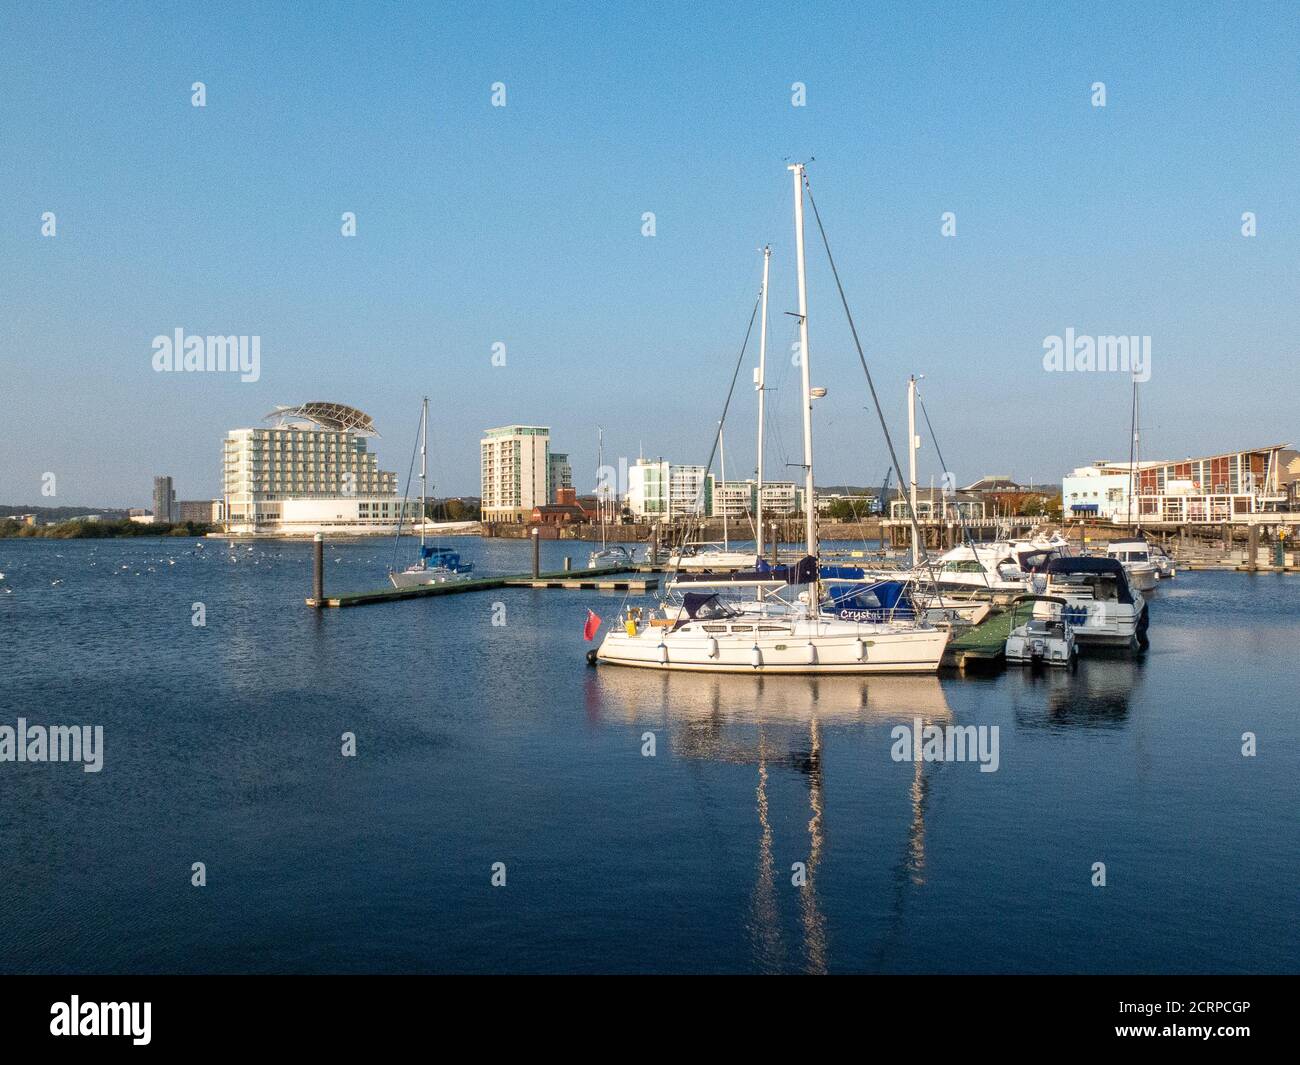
[222,402,414,536]
[548,452,572,503]
[480,425,550,523]
[889,488,987,522]
[1063,444,1293,524]
[177,500,219,524]
[709,479,800,518]
[626,458,714,520]
[152,476,176,524]
[530,487,591,526]
[711,480,752,519]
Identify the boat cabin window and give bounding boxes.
[942,560,987,573]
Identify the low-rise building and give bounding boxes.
[1063,444,1292,524]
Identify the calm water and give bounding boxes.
[1,536,1296,974]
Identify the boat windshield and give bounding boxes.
[681,592,738,620]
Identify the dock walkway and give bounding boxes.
[307,567,656,608]
[942,611,1014,672]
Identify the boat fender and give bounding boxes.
[854,638,866,661]
[805,641,817,665]
[585,648,598,668]
[706,636,719,659]
[750,645,762,669]
[657,642,668,665]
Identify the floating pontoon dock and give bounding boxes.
[941,611,1015,672]
[307,566,656,608]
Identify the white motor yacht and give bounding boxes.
[1105,539,1159,592]
[1042,556,1149,651]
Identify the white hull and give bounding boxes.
[596,617,948,674]
[1122,562,1158,591]
[669,551,759,571]
[388,567,474,589]
[1056,600,1144,647]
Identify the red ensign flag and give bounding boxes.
[583,609,602,641]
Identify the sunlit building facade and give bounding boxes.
[222,403,412,536]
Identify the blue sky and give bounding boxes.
[1,1,1296,506]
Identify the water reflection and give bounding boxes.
[1010,656,1145,729]
[588,669,953,972]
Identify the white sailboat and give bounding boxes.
[388,397,475,589]
[588,426,636,570]
[594,164,949,673]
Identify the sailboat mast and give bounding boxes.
[1127,379,1138,530]
[597,425,607,551]
[789,164,817,563]
[756,244,770,561]
[420,395,428,552]
[719,422,729,549]
[908,375,919,566]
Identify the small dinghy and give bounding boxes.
[1005,594,1078,669]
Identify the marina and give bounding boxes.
[4,0,1297,1004]
[1,533,1295,977]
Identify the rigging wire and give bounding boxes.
[389,402,424,576]
[801,172,942,599]
[915,388,992,591]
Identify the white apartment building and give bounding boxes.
[709,479,800,518]
[626,458,714,520]
[222,403,414,536]
[481,425,550,522]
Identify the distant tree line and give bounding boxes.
[0,518,212,539]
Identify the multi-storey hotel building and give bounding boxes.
[222,402,415,536]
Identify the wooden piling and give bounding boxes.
[312,533,324,606]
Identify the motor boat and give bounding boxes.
[1105,539,1159,592]
[1042,556,1149,651]
[912,533,1072,594]
[1148,542,1177,579]
[1005,594,1078,668]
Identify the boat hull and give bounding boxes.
[1123,563,1159,592]
[388,568,474,589]
[595,621,948,674]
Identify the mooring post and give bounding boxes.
[1248,523,1259,571]
[651,524,659,566]
[312,532,324,605]
[531,527,540,578]
[563,556,571,572]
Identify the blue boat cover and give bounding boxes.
[1044,556,1134,603]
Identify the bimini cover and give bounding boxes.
[1044,556,1134,604]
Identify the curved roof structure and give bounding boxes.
[264,402,378,436]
